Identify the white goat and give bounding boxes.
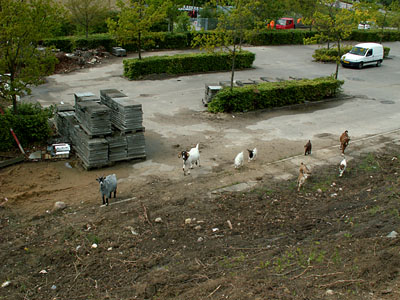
[234,151,244,169]
[178,144,200,175]
[96,174,117,206]
[339,157,347,177]
[247,148,257,162]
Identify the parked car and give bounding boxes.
[341,43,384,69]
[276,18,295,30]
[358,21,375,30]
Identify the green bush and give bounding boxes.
[0,103,53,151]
[313,45,391,62]
[207,77,344,113]
[123,51,256,80]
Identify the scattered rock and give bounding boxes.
[51,285,57,290]
[330,193,338,198]
[185,218,192,224]
[39,270,47,274]
[194,225,202,230]
[1,281,11,288]
[326,289,334,295]
[91,243,98,248]
[107,247,113,251]
[317,188,322,193]
[53,201,67,211]
[212,228,219,232]
[387,231,398,238]
[197,237,204,242]
[155,217,162,223]
[227,220,233,230]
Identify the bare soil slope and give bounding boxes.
[1,143,400,300]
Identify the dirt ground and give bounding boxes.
[1,52,400,300]
[1,135,400,300]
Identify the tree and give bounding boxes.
[162,0,187,32]
[192,0,254,90]
[288,0,318,30]
[388,0,400,30]
[107,0,167,59]
[65,0,109,38]
[246,0,287,29]
[304,0,355,79]
[0,0,60,114]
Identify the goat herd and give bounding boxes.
[96,130,351,206]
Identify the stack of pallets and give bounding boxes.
[100,89,144,133]
[75,101,112,137]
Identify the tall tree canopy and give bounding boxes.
[107,0,167,59]
[0,0,60,113]
[65,0,109,38]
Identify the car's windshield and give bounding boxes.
[349,47,367,56]
[277,19,287,25]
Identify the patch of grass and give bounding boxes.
[368,205,382,216]
[86,233,100,245]
[358,153,380,172]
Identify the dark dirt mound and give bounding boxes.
[1,144,400,300]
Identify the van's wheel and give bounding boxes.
[358,62,363,69]
[376,60,382,67]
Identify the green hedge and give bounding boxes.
[123,51,256,80]
[42,30,400,53]
[313,45,391,62]
[0,103,53,151]
[208,77,344,113]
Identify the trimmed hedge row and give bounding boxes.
[313,45,391,62]
[123,51,256,80]
[0,103,53,152]
[208,77,344,113]
[43,29,400,53]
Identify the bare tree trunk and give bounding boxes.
[138,31,142,60]
[230,45,236,91]
[335,40,341,80]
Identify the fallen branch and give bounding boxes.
[318,279,365,288]
[142,203,152,226]
[291,266,313,280]
[303,271,344,279]
[208,285,221,297]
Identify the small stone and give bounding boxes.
[76,245,81,251]
[1,281,11,288]
[185,218,192,224]
[197,237,204,242]
[332,182,336,186]
[387,231,398,238]
[155,217,162,223]
[317,188,322,193]
[51,285,57,290]
[194,225,202,230]
[107,247,112,251]
[212,228,219,232]
[91,243,98,248]
[330,193,338,198]
[53,201,67,211]
[367,188,371,192]
[39,270,47,274]
[326,289,334,295]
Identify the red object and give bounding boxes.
[275,18,295,30]
[0,106,26,155]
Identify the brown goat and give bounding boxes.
[340,130,350,154]
[304,140,312,155]
[297,162,311,192]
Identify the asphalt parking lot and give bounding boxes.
[25,42,400,179]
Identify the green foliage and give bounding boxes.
[175,12,192,33]
[123,50,255,80]
[0,103,54,151]
[0,0,61,113]
[207,77,344,113]
[313,45,391,62]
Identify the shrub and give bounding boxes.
[0,103,54,151]
[123,51,256,80]
[207,77,344,113]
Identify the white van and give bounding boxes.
[341,43,384,69]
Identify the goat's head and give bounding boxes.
[178,151,190,161]
[96,175,105,185]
